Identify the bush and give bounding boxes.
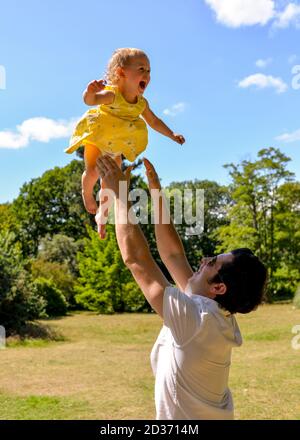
[33,278,68,317]
[1,271,47,336]
[75,288,115,314]
[75,226,150,313]
[293,285,300,309]
[270,265,300,301]
[11,160,93,256]
[123,282,149,312]
[38,234,82,276]
[31,259,77,307]
[0,231,47,335]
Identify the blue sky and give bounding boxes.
[0,0,300,203]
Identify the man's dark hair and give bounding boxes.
[209,248,268,314]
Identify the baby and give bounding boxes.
[65,48,185,238]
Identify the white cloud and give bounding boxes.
[204,0,275,27]
[204,0,300,29]
[276,128,300,142]
[0,117,77,149]
[273,3,300,28]
[288,54,298,64]
[256,57,273,68]
[163,102,186,117]
[238,73,288,93]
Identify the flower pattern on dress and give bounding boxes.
[65,85,148,161]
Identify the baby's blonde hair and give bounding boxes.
[105,48,149,85]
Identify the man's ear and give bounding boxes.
[212,283,227,297]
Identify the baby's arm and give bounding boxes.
[83,79,115,106]
[142,100,185,145]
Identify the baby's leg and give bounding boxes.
[82,143,101,214]
[96,155,123,239]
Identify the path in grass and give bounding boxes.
[0,304,299,419]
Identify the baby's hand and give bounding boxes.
[172,133,185,145]
[86,79,106,95]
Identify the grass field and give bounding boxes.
[1,304,300,420]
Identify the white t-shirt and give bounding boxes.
[150,286,242,420]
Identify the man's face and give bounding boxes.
[185,253,234,298]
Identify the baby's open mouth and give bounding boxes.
[139,81,147,90]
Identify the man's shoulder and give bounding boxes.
[165,286,217,312]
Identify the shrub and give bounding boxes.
[123,282,149,312]
[75,226,149,313]
[1,271,47,336]
[75,288,115,314]
[270,265,299,301]
[31,259,77,307]
[0,232,47,335]
[38,234,82,276]
[33,278,68,317]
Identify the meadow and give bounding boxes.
[1,303,299,420]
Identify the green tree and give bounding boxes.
[215,147,299,299]
[11,160,94,256]
[166,180,231,271]
[29,234,82,308]
[272,181,300,296]
[38,233,82,276]
[75,225,149,313]
[0,203,16,232]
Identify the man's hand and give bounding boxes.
[143,158,193,292]
[143,158,161,190]
[172,133,185,145]
[97,155,132,197]
[98,155,169,318]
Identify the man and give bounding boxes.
[97,155,267,420]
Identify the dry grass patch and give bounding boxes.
[0,305,299,419]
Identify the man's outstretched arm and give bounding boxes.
[143,159,193,292]
[97,155,169,318]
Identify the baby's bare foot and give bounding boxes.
[95,211,107,239]
[98,223,106,239]
[82,191,98,214]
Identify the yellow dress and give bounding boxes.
[65,85,148,162]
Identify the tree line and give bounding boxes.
[0,147,299,335]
